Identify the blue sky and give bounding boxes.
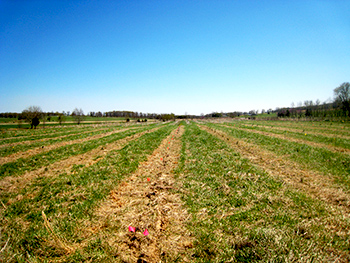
[1,0,349,115]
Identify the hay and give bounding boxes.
[95,126,193,262]
[200,125,350,212]
[42,211,75,254]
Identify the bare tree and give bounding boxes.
[58,113,66,125]
[72,108,84,124]
[334,82,350,117]
[22,106,42,129]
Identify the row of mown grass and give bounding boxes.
[0,125,100,142]
[0,124,158,179]
[226,122,350,150]
[0,123,176,262]
[0,127,115,157]
[206,123,350,192]
[234,120,350,137]
[174,123,350,262]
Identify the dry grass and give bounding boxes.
[0,127,141,165]
[90,125,193,262]
[200,125,350,212]
[0,127,160,197]
[41,211,76,255]
[231,125,350,155]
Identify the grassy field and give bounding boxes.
[0,116,155,129]
[0,120,349,262]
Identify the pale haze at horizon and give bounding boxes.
[1,1,349,115]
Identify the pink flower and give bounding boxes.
[143,229,149,236]
[128,226,135,232]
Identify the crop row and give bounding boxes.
[0,123,175,262]
[206,122,350,192]
[174,123,350,261]
[1,121,349,262]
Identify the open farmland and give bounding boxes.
[0,120,350,262]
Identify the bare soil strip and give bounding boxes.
[227,125,350,155]
[92,125,192,262]
[0,127,140,165]
[200,125,350,212]
[0,127,160,196]
[0,128,108,148]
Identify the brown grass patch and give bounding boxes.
[91,125,193,262]
[0,127,139,165]
[0,128,108,149]
[228,125,350,155]
[200,125,350,213]
[0,127,159,196]
[239,123,350,140]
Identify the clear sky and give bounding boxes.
[1,0,349,115]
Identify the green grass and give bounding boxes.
[0,124,158,179]
[208,123,350,191]
[0,124,176,262]
[224,122,350,150]
[0,125,104,142]
[174,123,350,262]
[1,120,350,262]
[0,116,154,129]
[0,127,114,157]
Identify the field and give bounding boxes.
[0,117,154,129]
[0,119,350,262]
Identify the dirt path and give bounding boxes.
[200,125,350,213]
[223,125,350,155]
[0,127,141,165]
[92,125,192,262]
[0,127,160,196]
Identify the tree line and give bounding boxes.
[1,82,349,128]
[276,82,350,120]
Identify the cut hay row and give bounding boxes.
[178,123,350,262]
[0,126,162,197]
[0,125,101,142]
[237,120,350,137]
[0,126,142,165]
[224,125,350,155]
[235,123,350,140]
[0,125,159,179]
[206,123,350,192]
[0,124,176,262]
[1,120,349,262]
[200,125,350,211]
[91,125,192,262]
[0,127,109,149]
